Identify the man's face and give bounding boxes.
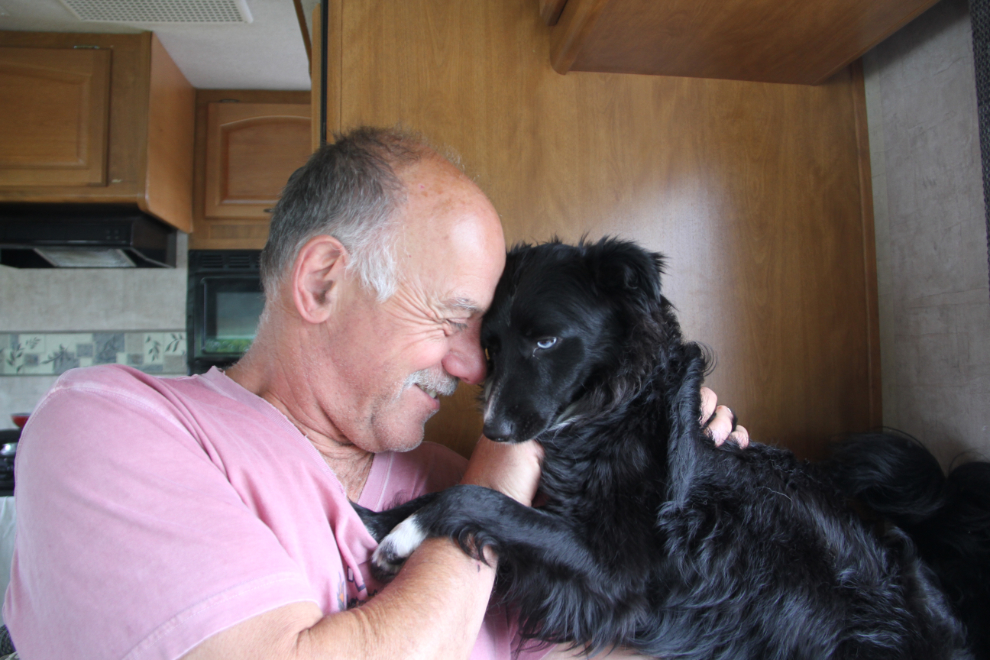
[322,157,505,453]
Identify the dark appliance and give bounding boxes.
[0,203,176,268]
[187,250,265,374]
[0,429,18,497]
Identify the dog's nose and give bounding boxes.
[482,418,515,442]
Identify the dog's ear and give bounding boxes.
[502,241,537,292]
[589,238,666,306]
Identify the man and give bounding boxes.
[4,128,745,659]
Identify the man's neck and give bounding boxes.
[226,346,374,501]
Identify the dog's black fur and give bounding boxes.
[355,238,990,659]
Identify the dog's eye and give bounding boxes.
[535,337,557,350]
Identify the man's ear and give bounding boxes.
[290,235,349,324]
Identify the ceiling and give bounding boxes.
[0,0,316,90]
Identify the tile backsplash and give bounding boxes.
[0,332,186,376]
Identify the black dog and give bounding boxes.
[356,238,990,659]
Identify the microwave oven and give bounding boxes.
[186,250,265,374]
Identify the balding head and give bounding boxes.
[260,127,438,303]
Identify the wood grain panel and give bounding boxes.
[0,33,150,203]
[0,46,110,187]
[140,34,195,234]
[189,90,311,251]
[850,60,883,427]
[204,102,311,218]
[553,0,941,84]
[549,0,609,74]
[0,32,196,234]
[335,0,879,458]
[539,0,568,25]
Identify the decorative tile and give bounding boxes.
[93,333,125,365]
[143,333,165,366]
[19,335,44,353]
[125,332,145,356]
[163,332,185,355]
[0,335,19,376]
[22,352,41,374]
[0,331,187,376]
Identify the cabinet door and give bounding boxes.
[548,0,940,84]
[204,102,312,219]
[0,46,111,187]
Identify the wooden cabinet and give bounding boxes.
[316,0,880,459]
[190,91,311,250]
[0,46,111,187]
[546,0,941,84]
[204,102,312,219]
[0,32,195,232]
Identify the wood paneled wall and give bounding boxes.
[321,0,880,459]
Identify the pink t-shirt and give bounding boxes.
[3,365,549,660]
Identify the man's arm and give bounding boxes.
[182,438,544,660]
[183,537,498,660]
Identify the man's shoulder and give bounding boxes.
[36,365,224,423]
[54,363,188,390]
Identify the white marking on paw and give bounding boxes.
[372,515,426,576]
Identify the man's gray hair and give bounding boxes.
[260,127,433,302]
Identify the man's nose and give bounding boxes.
[441,320,486,386]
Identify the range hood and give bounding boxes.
[0,204,177,268]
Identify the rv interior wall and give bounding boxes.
[865,0,990,466]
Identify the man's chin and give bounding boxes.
[370,387,443,452]
[374,414,434,453]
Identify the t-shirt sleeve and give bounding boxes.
[3,371,318,660]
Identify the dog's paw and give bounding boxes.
[371,514,426,581]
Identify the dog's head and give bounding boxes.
[480,237,676,443]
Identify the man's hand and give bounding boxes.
[700,386,749,448]
[461,436,544,506]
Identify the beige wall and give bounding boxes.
[0,234,188,428]
[865,0,990,466]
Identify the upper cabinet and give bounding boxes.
[190,90,311,250]
[204,102,311,220]
[0,32,195,232]
[0,46,111,187]
[546,0,942,84]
